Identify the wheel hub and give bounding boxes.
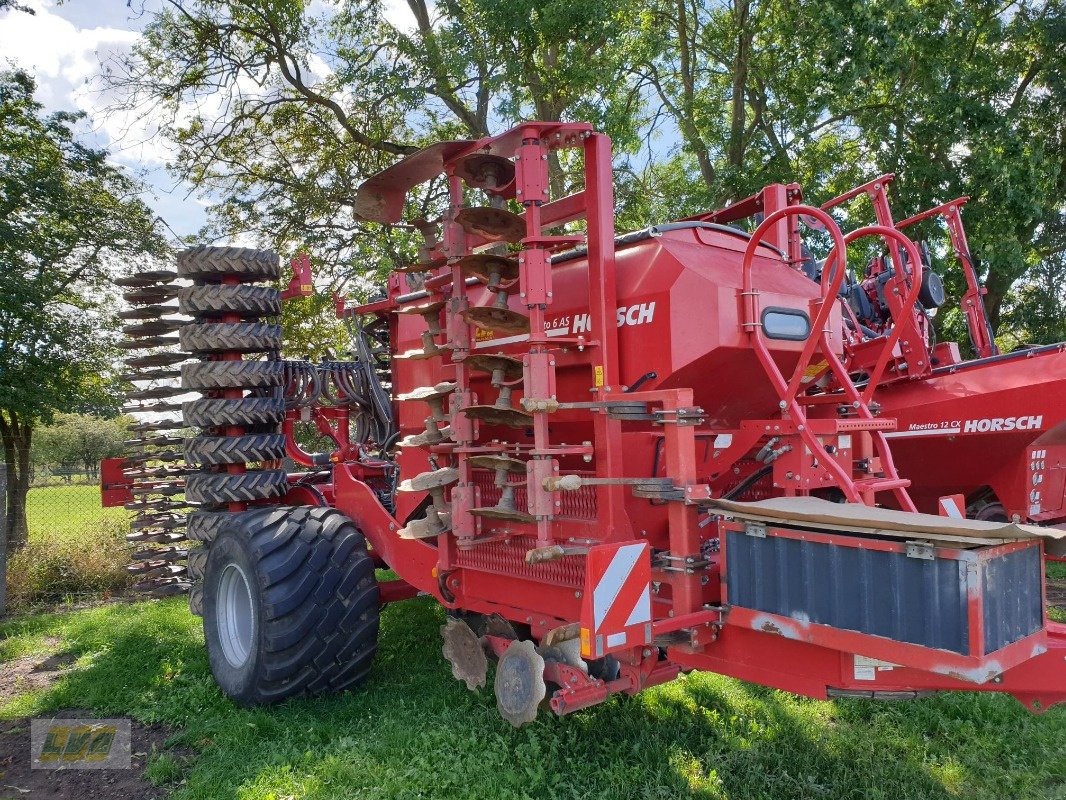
[217,563,255,668]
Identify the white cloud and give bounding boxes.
[0,0,211,236]
[0,0,139,100]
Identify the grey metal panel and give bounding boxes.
[981,546,1042,653]
[725,530,970,654]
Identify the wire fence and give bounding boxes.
[25,482,130,544]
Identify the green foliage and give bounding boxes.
[31,414,130,480]
[998,252,1066,348]
[0,69,166,426]
[5,517,132,611]
[106,0,1064,347]
[0,597,1063,798]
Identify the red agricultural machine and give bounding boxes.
[111,121,1066,724]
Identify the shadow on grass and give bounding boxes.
[2,597,1064,800]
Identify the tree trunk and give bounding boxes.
[0,410,32,550]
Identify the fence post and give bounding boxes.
[0,463,7,616]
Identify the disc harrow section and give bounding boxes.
[119,266,195,598]
[176,246,284,617]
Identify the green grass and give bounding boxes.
[1,598,1063,800]
[26,484,129,543]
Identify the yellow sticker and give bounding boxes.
[803,360,828,377]
[594,365,604,387]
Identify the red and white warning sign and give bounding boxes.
[580,541,652,658]
[938,494,966,519]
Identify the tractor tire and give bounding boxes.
[186,470,288,505]
[183,397,285,428]
[179,285,281,319]
[179,323,282,354]
[187,545,209,581]
[177,246,281,283]
[187,511,232,544]
[202,506,379,705]
[189,583,204,616]
[181,360,283,390]
[185,434,286,466]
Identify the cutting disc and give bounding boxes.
[494,638,546,727]
[441,617,488,691]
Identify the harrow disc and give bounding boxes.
[494,639,547,727]
[118,263,194,599]
[122,319,188,337]
[122,286,179,304]
[441,617,488,691]
[124,351,189,369]
[115,270,179,287]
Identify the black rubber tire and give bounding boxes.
[202,506,379,705]
[179,285,281,319]
[179,323,282,354]
[186,470,288,505]
[189,582,204,617]
[187,511,232,544]
[177,246,281,282]
[181,360,283,390]
[185,434,286,466]
[183,397,285,428]
[187,545,209,581]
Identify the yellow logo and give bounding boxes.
[39,724,117,762]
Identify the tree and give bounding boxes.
[106,0,645,287]
[32,414,130,483]
[0,70,167,549]
[108,0,1063,346]
[628,0,1064,339]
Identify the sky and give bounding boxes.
[0,0,217,241]
[0,0,419,243]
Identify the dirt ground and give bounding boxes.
[0,709,183,800]
[0,645,187,800]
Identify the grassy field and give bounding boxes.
[4,487,1064,797]
[26,483,129,543]
[0,596,1063,800]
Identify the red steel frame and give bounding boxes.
[302,124,1066,714]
